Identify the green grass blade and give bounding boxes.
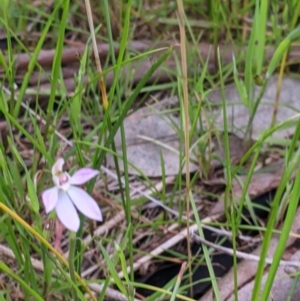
[95,47,173,167]
[12,5,59,117]
[258,121,300,300]
[0,105,50,161]
[98,243,128,298]
[255,0,268,76]
[190,191,221,301]
[44,0,70,136]
[103,0,135,281]
[0,262,44,301]
[267,26,300,78]
[250,136,300,300]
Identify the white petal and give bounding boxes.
[51,158,65,176]
[67,186,102,221]
[55,191,80,232]
[42,187,58,213]
[70,168,99,185]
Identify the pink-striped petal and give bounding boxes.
[67,186,102,221]
[55,191,80,232]
[70,168,99,185]
[42,187,59,213]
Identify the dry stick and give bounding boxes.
[31,57,175,93]
[84,0,111,197]
[270,50,287,129]
[191,233,300,269]
[117,215,219,278]
[5,40,152,71]
[176,0,193,296]
[176,261,188,292]
[0,243,44,272]
[3,42,300,74]
[3,216,300,288]
[64,177,176,259]
[242,0,249,42]
[262,56,287,167]
[5,43,300,94]
[84,0,108,109]
[86,283,141,301]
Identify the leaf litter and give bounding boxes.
[107,75,300,177]
[106,97,250,177]
[2,27,300,299]
[102,73,300,299]
[198,75,300,300]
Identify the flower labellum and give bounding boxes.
[42,158,102,232]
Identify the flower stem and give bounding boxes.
[69,231,79,301]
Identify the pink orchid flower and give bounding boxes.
[42,158,102,232]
